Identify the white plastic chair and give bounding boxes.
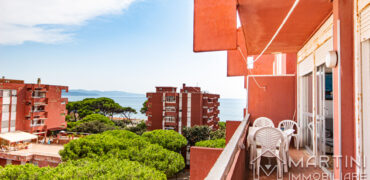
[253,117,274,127]
[252,127,285,179]
[278,120,300,149]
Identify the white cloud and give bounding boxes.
[0,0,136,45]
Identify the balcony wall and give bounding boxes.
[190,147,223,180]
[247,75,296,126]
[191,116,250,180]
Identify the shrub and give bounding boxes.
[51,156,166,179]
[210,129,225,140]
[59,130,185,176]
[218,121,226,130]
[0,157,166,180]
[182,125,211,146]
[0,164,52,180]
[124,121,147,135]
[142,130,187,152]
[75,120,118,134]
[79,114,114,125]
[195,139,226,148]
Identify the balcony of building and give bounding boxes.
[164,111,177,117]
[30,119,46,128]
[164,121,177,127]
[191,115,328,180]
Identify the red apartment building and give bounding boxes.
[0,78,68,135]
[146,83,220,132]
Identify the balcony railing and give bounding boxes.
[205,114,250,180]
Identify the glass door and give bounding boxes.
[316,66,326,157]
[317,65,334,171]
[301,73,314,153]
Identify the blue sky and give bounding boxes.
[0,0,245,98]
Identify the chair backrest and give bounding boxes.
[278,120,298,132]
[253,117,274,127]
[254,127,284,158]
[308,122,313,133]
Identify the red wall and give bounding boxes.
[225,121,241,144]
[247,76,296,126]
[190,147,223,180]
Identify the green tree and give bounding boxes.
[75,120,118,134]
[210,129,225,140]
[218,121,226,130]
[142,130,187,152]
[124,121,147,135]
[79,114,114,125]
[66,97,127,119]
[0,157,166,180]
[140,100,148,114]
[195,139,226,148]
[59,130,185,177]
[182,125,211,146]
[116,107,137,120]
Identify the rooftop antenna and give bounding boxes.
[37,78,41,86]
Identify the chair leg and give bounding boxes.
[296,137,300,150]
[256,157,261,177]
[249,146,254,169]
[283,150,288,173]
[276,157,282,179]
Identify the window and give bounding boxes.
[165,107,176,112]
[11,105,16,112]
[1,121,8,128]
[33,105,45,112]
[32,91,46,98]
[10,120,15,127]
[31,119,45,127]
[165,96,176,102]
[164,116,175,122]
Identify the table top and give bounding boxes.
[247,127,295,147]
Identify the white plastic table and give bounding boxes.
[247,127,295,172]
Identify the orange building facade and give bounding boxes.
[146,83,220,132]
[0,78,68,135]
[192,0,370,179]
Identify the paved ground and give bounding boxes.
[7,143,63,157]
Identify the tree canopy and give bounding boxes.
[142,130,187,152]
[59,130,185,177]
[66,97,135,120]
[140,100,148,114]
[0,156,166,180]
[182,125,211,146]
[195,139,226,148]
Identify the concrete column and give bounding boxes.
[333,0,356,178]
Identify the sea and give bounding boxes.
[64,95,246,121]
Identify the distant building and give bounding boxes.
[0,78,68,135]
[146,83,220,132]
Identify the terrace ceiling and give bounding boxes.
[238,0,333,55]
[193,0,333,55]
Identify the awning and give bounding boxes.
[0,131,38,143]
[193,0,332,55]
[237,0,332,55]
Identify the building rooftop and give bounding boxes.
[5,143,63,158]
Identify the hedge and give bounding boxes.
[195,139,226,148]
[59,130,185,176]
[142,130,187,152]
[0,157,166,180]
